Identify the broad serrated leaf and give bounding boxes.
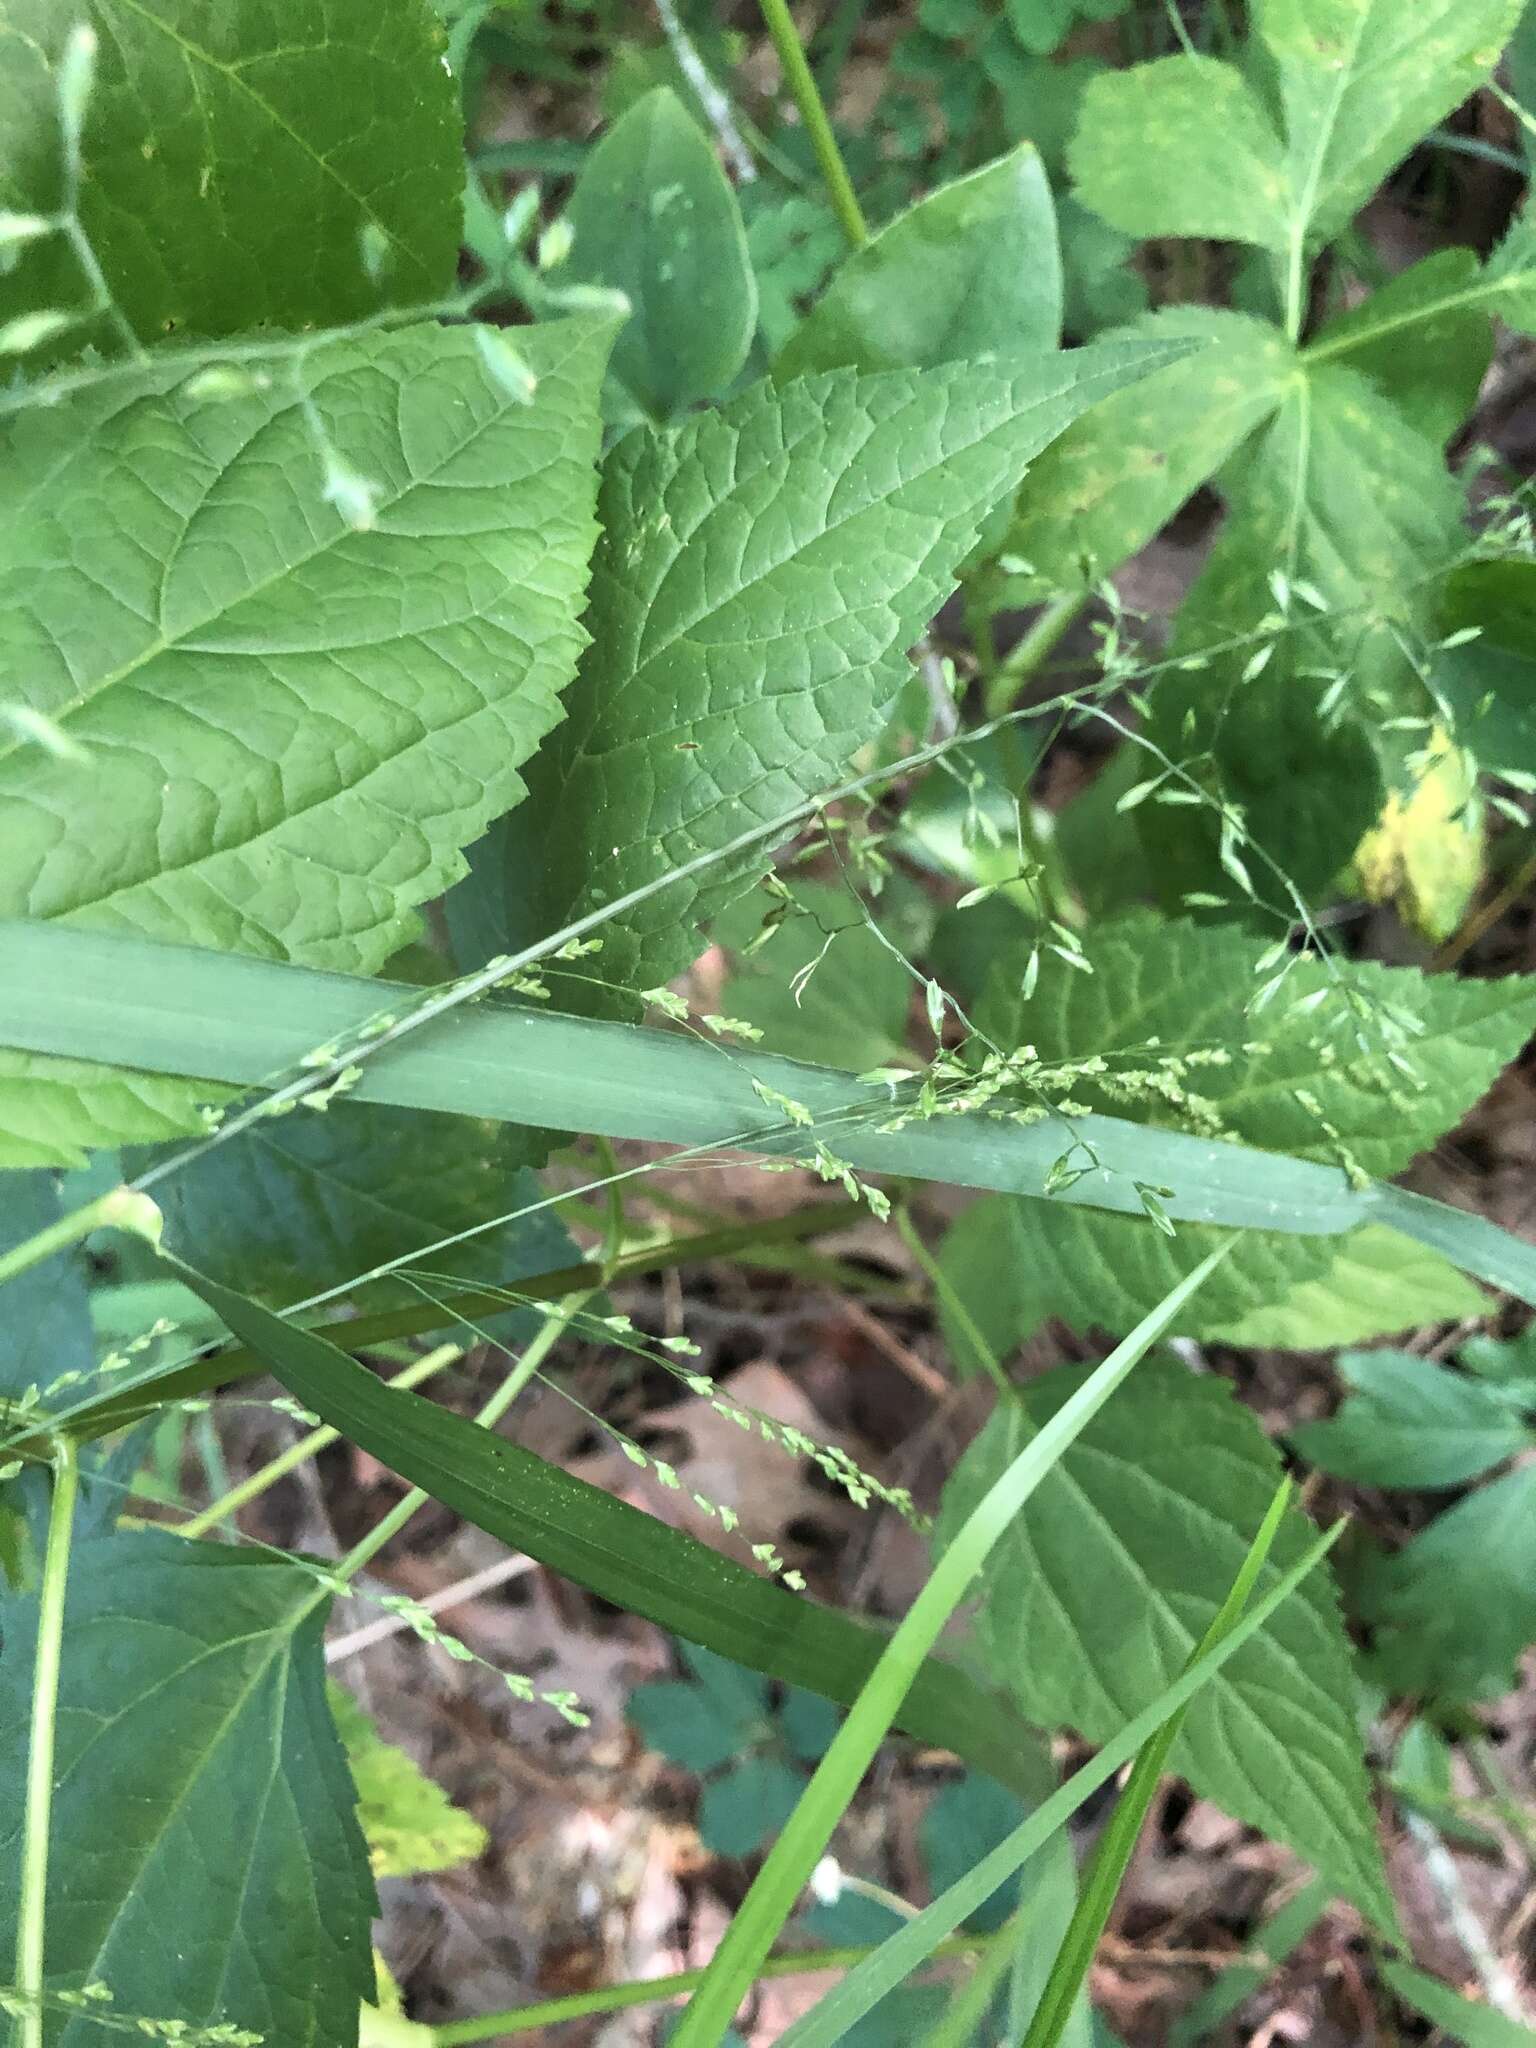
[1141,359,1464,909]
[136,1102,575,1315]
[0,0,462,351]
[1257,0,1525,245]
[0,1168,93,1398]
[0,1530,375,2046]
[775,142,1062,380]
[562,86,755,420]
[942,1356,1394,1929]
[1003,308,1291,599]
[1207,1224,1488,1349]
[483,343,1191,1005]
[1290,1349,1530,1489]
[1069,57,1291,249]
[0,316,612,1162]
[946,912,1536,1341]
[329,1683,489,1879]
[1360,1467,1536,1704]
[1307,249,1495,446]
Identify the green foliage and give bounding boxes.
[0,1531,375,2046]
[942,1357,1393,1929]
[486,343,1188,1003]
[0,0,463,351]
[3,5,1536,2039]
[940,913,1534,1344]
[775,142,1062,378]
[0,315,613,1164]
[329,1685,488,1879]
[1291,1349,1532,1489]
[560,87,756,420]
[141,1105,573,1308]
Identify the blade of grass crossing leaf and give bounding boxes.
[165,1262,1055,1799]
[1021,1477,1296,2048]
[668,1243,1233,2047]
[776,1518,1345,2048]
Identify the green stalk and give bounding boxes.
[179,1342,465,1540]
[669,1244,1231,2047]
[894,1207,1011,1398]
[1021,1477,1295,2048]
[13,1442,80,2048]
[756,0,868,249]
[329,1296,590,1588]
[983,596,1086,721]
[0,1185,160,1290]
[409,1934,1001,2044]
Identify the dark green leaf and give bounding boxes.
[562,87,756,419]
[920,1775,1026,1933]
[1291,1351,1530,1489]
[1361,1467,1536,1704]
[628,1679,764,1774]
[169,1259,1058,1799]
[139,1104,572,1316]
[716,882,914,1073]
[1309,250,1494,446]
[0,0,462,350]
[779,1687,842,1763]
[0,1530,375,2046]
[775,143,1062,379]
[0,1170,92,1398]
[942,1357,1394,1929]
[699,1757,806,1856]
[1437,560,1536,778]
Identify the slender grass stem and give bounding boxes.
[983,596,1086,721]
[0,1187,159,1291]
[756,0,868,249]
[179,1342,465,1540]
[14,1443,80,2048]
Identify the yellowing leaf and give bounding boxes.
[1354,730,1483,943]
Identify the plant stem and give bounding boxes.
[179,1342,465,1540]
[329,1296,590,1587]
[14,1442,80,2048]
[756,0,868,249]
[983,596,1085,721]
[0,1186,159,1290]
[426,1933,1000,2043]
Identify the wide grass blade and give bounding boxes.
[5,922,1535,1300]
[170,1260,1053,1798]
[775,1518,1345,2048]
[667,1245,1232,2046]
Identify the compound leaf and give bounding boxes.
[1069,56,1290,250]
[1290,1349,1529,1489]
[1003,308,1291,599]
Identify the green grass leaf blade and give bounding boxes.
[1020,1477,1295,2048]
[668,1244,1232,2047]
[775,1521,1345,2048]
[167,1260,1055,1799]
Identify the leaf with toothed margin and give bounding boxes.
[0,314,613,1164]
[454,339,1195,1000]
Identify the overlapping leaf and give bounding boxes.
[0,316,612,1163]
[0,0,462,350]
[473,343,1190,1005]
[0,1531,375,2047]
[775,142,1062,378]
[942,1356,1395,1929]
